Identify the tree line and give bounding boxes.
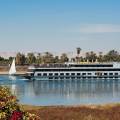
[0,49,120,65]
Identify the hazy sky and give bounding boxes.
[0,0,120,53]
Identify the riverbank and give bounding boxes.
[22,104,120,120]
[0,65,27,74]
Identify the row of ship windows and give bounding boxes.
[37,72,119,76]
[48,76,119,79]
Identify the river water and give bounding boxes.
[0,75,120,106]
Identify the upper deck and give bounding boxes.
[27,62,120,71]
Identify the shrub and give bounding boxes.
[0,86,40,120]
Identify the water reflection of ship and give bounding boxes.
[6,79,120,105]
[24,81,35,97]
[29,80,120,99]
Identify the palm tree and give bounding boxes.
[76,47,81,62]
[60,53,69,63]
[42,52,54,63]
[27,53,36,64]
[98,52,103,62]
[54,56,59,63]
[85,51,97,62]
[85,52,90,62]
[90,51,97,62]
[76,47,81,57]
[104,50,119,62]
[16,52,26,65]
[36,53,42,64]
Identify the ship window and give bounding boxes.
[38,73,41,76]
[43,73,47,76]
[77,73,81,75]
[60,73,64,76]
[109,73,113,75]
[82,73,86,75]
[49,73,53,76]
[115,73,118,75]
[66,73,69,76]
[88,73,91,75]
[71,73,75,75]
[55,73,58,76]
[31,73,34,76]
[104,73,107,75]
[95,72,102,76]
[88,76,91,78]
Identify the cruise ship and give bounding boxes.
[25,62,120,80]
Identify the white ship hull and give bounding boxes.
[25,62,120,80]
